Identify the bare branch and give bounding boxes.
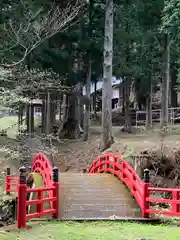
[0,0,86,67]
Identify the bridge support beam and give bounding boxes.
[17,166,27,228]
[52,167,59,219]
[142,169,150,218]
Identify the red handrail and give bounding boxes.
[145,187,180,217]
[17,182,59,228]
[7,152,180,225]
[88,153,150,217]
[17,168,59,228]
[6,175,59,228]
[6,175,18,193]
[5,153,59,229]
[88,153,180,218]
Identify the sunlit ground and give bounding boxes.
[0,116,41,138]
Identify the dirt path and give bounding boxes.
[55,136,100,171]
[55,127,180,172]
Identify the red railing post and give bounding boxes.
[114,157,117,171]
[37,190,43,216]
[52,166,59,219]
[97,157,100,172]
[105,156,109,170]
[122,162,126,181]
[142,168,150,218]
[17,166,27,228]
[6,167,10,195]
[172,191,180,214]
[133,174,136,191]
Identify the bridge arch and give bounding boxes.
[32,153,53,199]
[88,153,145,215]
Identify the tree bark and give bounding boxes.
[83,0,93,140]
[41,98,46,133]
[75,82,81,138]
[124,77,132,132]
[26,101,34,137]
[50,97,56,126]
[26,103,29,133]
[46,92,51,134]
[170,69,177,107]
[62,94,67,123]
[118,83,122,108]
[93,80,97,118]
[57,94,68,137]
[83,61,91,141]
[145,77,152,129]
[59,93,81,139]
[18,103,23,134]
[58,94,63,121]
[101,0,114,151]
[161,34,170,128]
[30,103,34,135]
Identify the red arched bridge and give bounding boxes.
[5,153,180,228]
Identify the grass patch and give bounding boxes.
[0,116,41,138]
[1,221,180,240]
[0,116,18,138]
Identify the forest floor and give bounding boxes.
[1,119,180,193]
[55,125,180,170]
[54,125,180,190]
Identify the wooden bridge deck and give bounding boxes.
[59,173,141,220]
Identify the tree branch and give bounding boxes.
[0,0,86,67]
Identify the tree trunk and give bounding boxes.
[50,98,56,126]
[122,80,125,114]
[58,94,63,121]
[82,0,93,140]
[59,93,81,139]
[25,102,33,136]
[170,69,177,107]
[41,99,46,133]
[101,0,114,151]
[46,92,51,134]
[30,103,34,135]
[26,101,34,137]
[145,77,152,129]
[93,80,97,118]
[83,61,91,141]
[161,34,170,128]
[18,103,23,134]
[80,86,84,128]
[123,77,132,132]
[57,94,68,137]
[26,103,29,132]
[75,82,81,138]
[118,83,122,108]
[62,94,67,123]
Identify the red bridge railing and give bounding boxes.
[5,153,59,229]
[17,166,59,228]
[6,170,18,193]
[146,187,180,217]
[88,153,180,218]
[6,152,180,226]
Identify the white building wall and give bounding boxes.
[83,76,122,98]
